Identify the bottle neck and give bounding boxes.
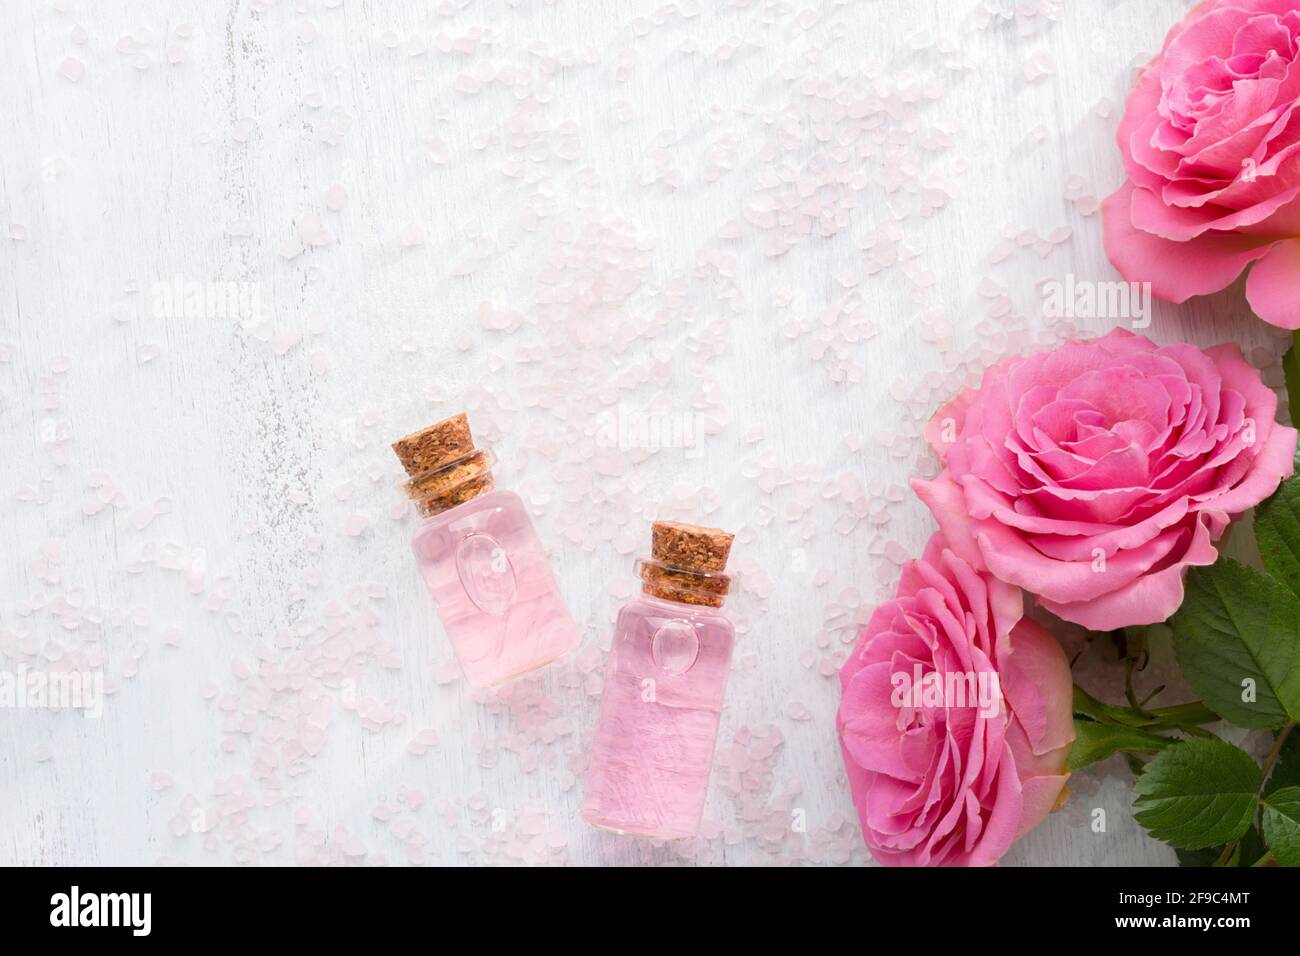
[636,558,729,609]
[403,450,494,517]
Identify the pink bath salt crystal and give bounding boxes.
[271,330,301,356]
[58,57,85,82]
[399,223,425,247]
[297,215,332,247]
[324,183,347,210]
[883,540,910,565]
[478,301,523,332]
[339,833,367,859]
[407,729,440,754]
[431,660,461,684]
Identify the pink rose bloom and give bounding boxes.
[915,329,1296,630]
[837,532,1074,867]
[1102,0,1300,329]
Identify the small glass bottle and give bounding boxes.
[392,413,580,688]
[582,520,736,839]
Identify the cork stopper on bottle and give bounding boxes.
[392,412,494,516]
[639,520,734,608]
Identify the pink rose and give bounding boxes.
[837,532,1074,867]
[915,329,1296,630]
[1102,0,1300,329]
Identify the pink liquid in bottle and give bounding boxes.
[394,414,579,688]
[583,521,735,839]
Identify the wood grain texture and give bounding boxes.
[0,0,1283,866]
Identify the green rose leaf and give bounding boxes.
[1256,476,1300,603]
[1068,719,1173,772]
[1283,332,1300,438]
[1133,738,1260,849]
[1265,730,1300,796]
[1170,559,1300,730]
[1261,786,1300,867]
[1237,824,1268,867]
[1174,827,1268,868]
[1174,845,1223,867]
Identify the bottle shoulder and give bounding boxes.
[479,487,523,508]
[413,487,523,530]
[618,594,733,631]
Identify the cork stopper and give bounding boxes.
[639,520,734,608]
[392,413,494,516]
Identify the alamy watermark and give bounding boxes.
[891,665,1002,720]
[0,665,104,718]
[1041,274,1151,328]
[595,404,704,458]
[152,274,260,320]
[50,886,150,936]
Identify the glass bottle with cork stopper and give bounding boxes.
[392,412,580,688]
[582,520,737,839]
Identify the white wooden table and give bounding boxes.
[1,0,1282,866]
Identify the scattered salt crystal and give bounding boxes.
[785,701,812,721]
[399,223,425,247]
[58,57,85,83]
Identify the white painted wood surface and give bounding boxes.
[1,0,1284,866]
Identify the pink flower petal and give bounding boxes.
[1246,236,1300,329]
[1102,181,1277,301]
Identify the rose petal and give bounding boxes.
[1103,182,1277,300]
[1246,236,1300,328]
